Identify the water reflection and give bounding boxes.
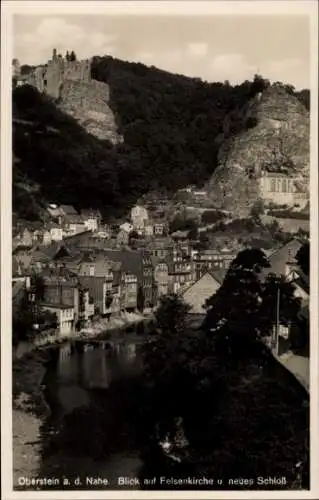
[44,341,141,417]
[39,339,144,487]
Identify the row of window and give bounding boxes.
[174,264,192,272]
[195,255,232,262]
[61,308,73,319]
[269,179,294,193]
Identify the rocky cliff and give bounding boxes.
[207,85,310,216]
[58,78,122,144]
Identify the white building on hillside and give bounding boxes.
[131,205,149,230]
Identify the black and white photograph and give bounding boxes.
[1,0,318,497]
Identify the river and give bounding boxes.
[38,339,146,490]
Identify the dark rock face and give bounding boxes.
[207,85,310,216]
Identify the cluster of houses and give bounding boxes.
[12,202,309,346]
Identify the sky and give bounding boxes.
[13,13,310,89]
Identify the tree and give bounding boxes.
[38,310,58,329]
[169,215,197,234]
[69,50,77,62]
[105,292,113,309]
[129,229,139,240]
[141,294,193,421]
[296,241,310,276]
[155,294,191,336]
[251,199,265,220]
[201,210,224,225]
[204,248,270,358]
[12,293,34,345]
[188,226,198,241]
[31,273,45,301]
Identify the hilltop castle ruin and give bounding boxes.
[30,49,92,99]
[13,49,121,144]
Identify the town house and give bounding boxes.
[120,272,138,311]
[48,222,63,242]
[39,268,81,327]
[261,238,303,279]
[80,209,102,233]
[77,254,118,317]
[103,249,155,311]
[152,258,169,299]
[153,220,167,237]
[131,205,149,234]
[14,228,34,248]
[39,303,75,337]
[147,238,173,260]
[168,247,195,294]
[193,248,236,280]
[63,213,87,236]
[42,230,52,246]
[116,228,130,247]
[180,269,227,315]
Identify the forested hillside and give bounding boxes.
[12,54,310,222]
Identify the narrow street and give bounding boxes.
[280,353,309,392]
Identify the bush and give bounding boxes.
[201,210,225,225]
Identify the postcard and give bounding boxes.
[1,1,318,499]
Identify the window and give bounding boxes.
[282,179,287,192]
[270,178,276,192]
[89,265,95,276]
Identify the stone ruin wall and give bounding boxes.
[34,56,92,99]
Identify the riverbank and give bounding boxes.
[33,310,152,348]
[12,311,153,487]
[12,349,51,487]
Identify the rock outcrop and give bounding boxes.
[22,50,122,145]
[58,79,122,144]
[207,85,310,216]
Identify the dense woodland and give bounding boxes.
[12,55,310,221]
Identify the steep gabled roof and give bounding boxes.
[60,205,78,216]
[209,268,227,284]
[261,238,303,279]
[102,249,150,283]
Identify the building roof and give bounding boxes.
[78,255,113,278]
[63,214,85,224]
[60,205,78,216]
[80,208,102,218]
[180,271,224,314]
[146,237,173,250]
[102,249,151,283]
[47,221,62,229]
[209,268,227,284]
[46,206,64,218]
[288,266,310,295]
[40,265,78,280]
[261,238,303,279]
[63,230,93,243]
